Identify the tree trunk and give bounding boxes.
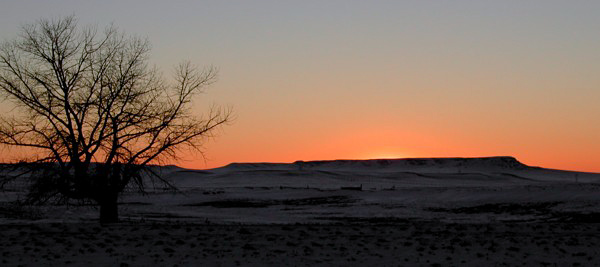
[99,193,119,224]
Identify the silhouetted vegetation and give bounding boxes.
[0,16,231,223]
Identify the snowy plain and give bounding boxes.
[2,156,600,266]
[117,156,600,224]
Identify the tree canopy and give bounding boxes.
[0,16,231,223]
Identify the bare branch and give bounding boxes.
[0,16,232,223]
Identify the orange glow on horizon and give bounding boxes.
[2,2,600,174]
[2,142,598,173]
[179,151,599,173]
[359,151,411,161]
[175,126,600,173]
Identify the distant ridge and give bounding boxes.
[172,156,600,188]
[218,156,530,172]
[295,156,525,168]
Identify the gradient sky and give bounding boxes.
[1,1,599,172]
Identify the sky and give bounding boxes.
[0,1,599,172]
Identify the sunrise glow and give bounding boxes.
[1,1,599,173]
[3,3,600,265]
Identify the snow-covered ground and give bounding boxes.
[2,222,600,266]
[2,157,600,224]
[2,157,600,266]
[114,156,600,224]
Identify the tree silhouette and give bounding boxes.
[0,16,231,223]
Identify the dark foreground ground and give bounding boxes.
[1,221,600,266]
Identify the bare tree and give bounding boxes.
[0,16,231,223]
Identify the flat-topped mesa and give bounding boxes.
[293,156,528,172]
[218,156,529,172]
[220,162,296,171]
